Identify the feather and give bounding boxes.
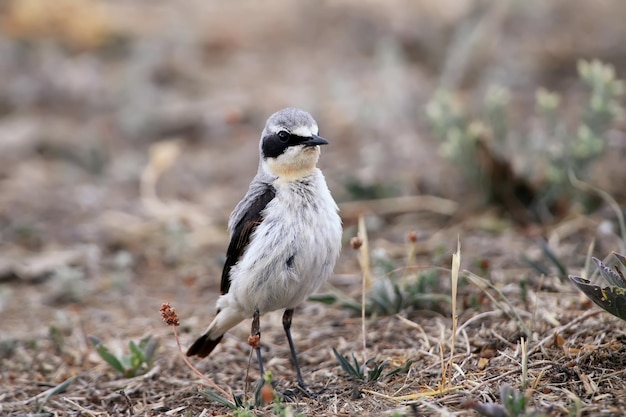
[220,184,276,294]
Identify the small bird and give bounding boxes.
[187,108,342,393]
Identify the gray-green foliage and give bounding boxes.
[365,269,449,316]
[89,335,158,378]
[202,371,306,416]
[332,348,413,384]
[570,252,626,321]
[332,348,388,383]
[34,376,76,414]
[469,385,556,417]
[427,59,624,218]
[311,267,449,317]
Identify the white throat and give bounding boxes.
[263,145,321,182]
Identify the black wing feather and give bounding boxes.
[220,185,276,294]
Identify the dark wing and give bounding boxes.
[220,185,276,294]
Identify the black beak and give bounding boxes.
[301,134,329,147]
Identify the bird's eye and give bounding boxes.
[277,131,289,142]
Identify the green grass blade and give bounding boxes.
[352,352,362,376]
[89,336,125,374]
[201,389,237,409]
[140,336,159,363]
[593,257,625,288]
[332,348,360,379]
[367,361,388,382]
[129,340,145,362]
[384,359,413,378]
[308,294,338,305]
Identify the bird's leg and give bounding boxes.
[248,308,265,377]
[249,308,270,405]
[282,309,316,397]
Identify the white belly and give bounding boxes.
[222,173,342,315]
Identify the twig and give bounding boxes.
[119,389,133,410]
[466,270,530,337]
[455,311,500,336]
[339,195,458,220]
[363,384,462,402]
[467,360,559,394]
[529,309,602,355]
[172,326,232,399]
[568,169,626,252]
[63,397,106,416]
[448,238,461,388]
[102,365,161,389]
[5,375,76,407]
[467,369,519,393]
[395,314,431,349]
[521,338,528,391]
[357,216,372,363]
[160,302,232,399]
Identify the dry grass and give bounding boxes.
[3,195,626,415]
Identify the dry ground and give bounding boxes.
[2,1,626,416]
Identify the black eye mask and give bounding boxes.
[262,132,328,158]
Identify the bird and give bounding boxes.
[186,107,342,394]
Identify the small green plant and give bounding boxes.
[466,383,581,417]
[465,384,545,417]
[332,348,388,383]
[89,335,158,378]
[311,268,450,316]
[202,371,306,416]
[427,59,625,223]
[465,340,552,417]
[500,385,529,416]
[314,226,451,332]
[570,252,626,321]
[202,389,247,412]
[364,270,450,316]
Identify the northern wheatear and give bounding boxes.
[187,108,342,394]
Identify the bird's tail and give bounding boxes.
[186,333,223,358]
[186,307,246,358]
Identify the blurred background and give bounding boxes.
[3,0,626,338]
[2,0,626,412]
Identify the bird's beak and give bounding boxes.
[301,134,329,147]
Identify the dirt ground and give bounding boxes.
[2,1,626,416]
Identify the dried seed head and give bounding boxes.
[160,302,180,326]
[407,230,418,243]
[247,334,260,350]
[350,236,363,250]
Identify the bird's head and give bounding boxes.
[259,108,328,181]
